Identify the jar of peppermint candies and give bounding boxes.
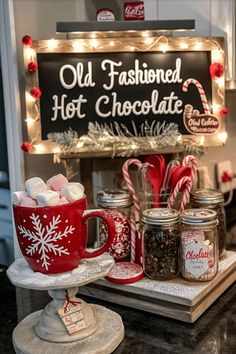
[190,189,226,257]
[142,208,180,280]
[97,190,132,261]
[180,209,219,281]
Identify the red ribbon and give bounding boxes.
[63,290,81,313]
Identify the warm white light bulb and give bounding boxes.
[73,42,84,52]
[212,50,222,62]
[160,43,168,53]
[53,146,61,154]
[25,117,35,127]
[216,76,225,87]
[211,103,221,112]
[25,48,35,60]
[145,37,153,45]
[218,132,228,144]
[199,136,205,145]
[34,144,45,153]
[48,38,57,50]
[91,39,98,48]
[26,92,36,103]
[180,42,189,49]
[195,42,202,50]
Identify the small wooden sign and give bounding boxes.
[23,35,225,156]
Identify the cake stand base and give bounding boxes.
[13,304,124,354]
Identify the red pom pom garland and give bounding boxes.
[28,61,38,73]
[21,141,33,153]
[209,62,224,80]
[30,86,42,99]
[22,35,33,47]
[219,106,228,118]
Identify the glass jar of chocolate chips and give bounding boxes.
[142,208,180,280]
[190,189,226,257]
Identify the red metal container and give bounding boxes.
[124,1,145,21]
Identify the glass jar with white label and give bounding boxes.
[190,189,226,257]
[180,209,219,281]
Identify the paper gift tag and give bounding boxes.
[58,296,86,335]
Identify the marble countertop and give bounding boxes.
[82,281,236,353]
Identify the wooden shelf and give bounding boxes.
[80,251,236,323]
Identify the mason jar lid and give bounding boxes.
[97,189,132,208]
[142,208,179,225]
[180,208,217,225]
[190,189,224,205]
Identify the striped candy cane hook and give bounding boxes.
[182,78,210,115]
[122,158,143,264]
[182,155,198,185]
[168,176,192,212]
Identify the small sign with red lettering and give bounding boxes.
[183,240,209,278]
[124,1,144,21]
[58,298,86,335]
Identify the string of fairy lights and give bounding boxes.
[21,33,228,156]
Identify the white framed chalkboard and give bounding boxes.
[23,35,226,157]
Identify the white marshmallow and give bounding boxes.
[20,196,38,207]
[60,182,84,202]
[36,190,60,206]
[46,174,68,191]
[25,177,47,199]
[13,191,28,205]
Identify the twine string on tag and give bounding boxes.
[64,290,81,313]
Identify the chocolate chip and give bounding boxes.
[143,228,180,280]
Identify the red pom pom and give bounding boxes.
[22,35,33,47]
[21,141,32,153]
[219,106,228,118]
[28,61,38,73]
[221,171,232,183]
[30,86,42,99]
[209,62,224,79]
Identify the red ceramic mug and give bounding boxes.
[13,195,116,274]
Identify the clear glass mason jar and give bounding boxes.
[190,189,226,257]
[180,208,219,281]
[96,189,132,261]
[142,208,180,280]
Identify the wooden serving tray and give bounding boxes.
[80,251,236,323]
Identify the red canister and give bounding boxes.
[97,8,115,21]
[124,1,145,21]
[97,190,132,261]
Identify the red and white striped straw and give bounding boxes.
[168,176,192,212]
[182,78,210,115]
[122,158,143,263]
[182,155,198,185]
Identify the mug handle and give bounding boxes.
[81,209,116,258]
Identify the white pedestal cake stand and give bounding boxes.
[7,254,124,354]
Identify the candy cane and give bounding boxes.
[182,155,198,185]
[122,158,142,263]
[122,158,142,213]
[182,78,210,115]
[168,176,192,212]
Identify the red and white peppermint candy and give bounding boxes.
[182,155,198,185]
[182,78,210,115]
[168,176,192,212]
[122,158,143,264]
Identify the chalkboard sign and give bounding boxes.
[23,36,225,155]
